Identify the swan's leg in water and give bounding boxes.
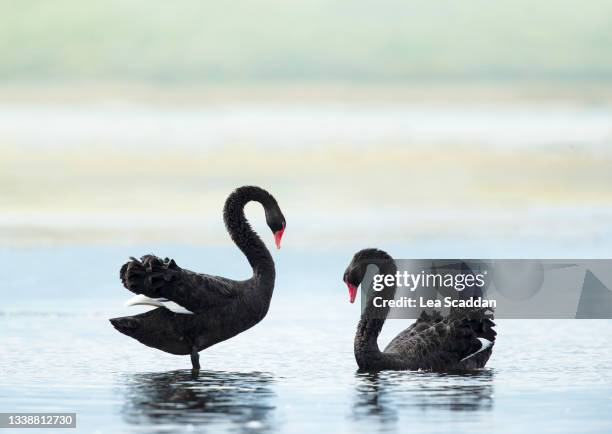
[191,347,200,372]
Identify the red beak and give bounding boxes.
[274,224,285,249]
[346,282,358,303]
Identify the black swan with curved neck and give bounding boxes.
[343,249,496,372]
[109,186,286,371]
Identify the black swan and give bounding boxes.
[109,186,286,371]
[343,249,496,372]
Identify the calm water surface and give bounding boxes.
[1,245,611,433]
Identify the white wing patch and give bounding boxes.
[124,294,194,314]
[460,338,493,362]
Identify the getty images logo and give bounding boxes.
[372,269,487,292]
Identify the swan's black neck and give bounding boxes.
[223,186,276,290]
[354,249,405,370]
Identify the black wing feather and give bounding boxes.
[120,255,237,313]
[384,307,495,370]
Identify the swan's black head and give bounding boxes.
[343,248,393,304]
[265,202,286,249]
[227,185,287,249]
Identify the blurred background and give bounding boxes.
[2,3,612,433]
[1,0,611,252]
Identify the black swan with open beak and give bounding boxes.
[343,249,495,372]
[109,186,286,371]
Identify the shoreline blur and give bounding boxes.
[1,90,611,247]
[3,82,612,104]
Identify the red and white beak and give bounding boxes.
[346,282,358,303]
[274,223,285,249]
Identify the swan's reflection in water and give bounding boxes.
[353,370,494,427]
[122,370,277,433]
